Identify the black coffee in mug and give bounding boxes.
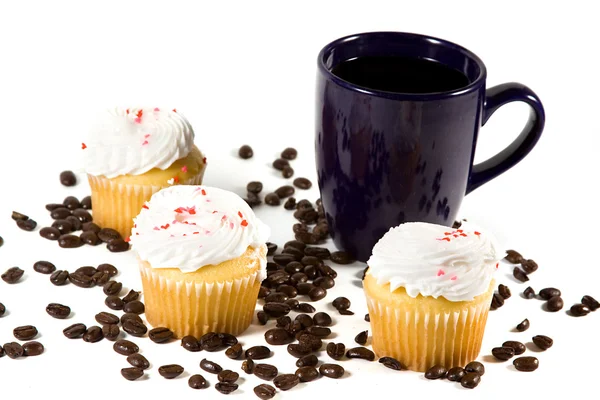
[331,56,470,94]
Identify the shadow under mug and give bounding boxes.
[315,32,545,262]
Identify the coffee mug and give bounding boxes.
[315,32,545,262]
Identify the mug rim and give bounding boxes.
[317,31,487,100]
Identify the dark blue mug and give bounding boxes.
[315,32,545,262]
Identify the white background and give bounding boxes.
[1,0,599,398]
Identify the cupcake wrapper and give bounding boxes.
[366,294,491,372]
[139,262,261,338]
[88,172,204,239]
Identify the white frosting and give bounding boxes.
[130,185,270,277]
[83,107,195,178]
[367,222,502,302]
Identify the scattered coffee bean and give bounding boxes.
[127,353,150,370]
[122,319,147,337]
[308,286,327,301]
[83,326,104,343]
[51,208,71,220]
[121,367,144,381]
[52,219,74,235]
[319,363,344,379]
[326,342,345,360]
[239,145,254,159]
[114,339,139,355]
[523,286,535,299]
[332,297,350,311]
[82,222,101,233]
[60,170,77,186]
[81,196,92,210]
[200,358,223,374]
[149,327,174,343]
[226,343,243,359]
[265,193,281,206]
[281,147,298,160]
[305,326,331,338]
[123,300,145,315]
[513,356,539,372]
[498,284,511,299]
[582,295,600,311]
[105,295,124,310]
[355,330,368,345]
[107,239,129,252]
[298,333,322,351]
[282,166,294,179]
[265,292,288,303]
[546,296,564,312]
[364,314,370,322]
[346,347,375,361]
[14,325,37,340]
[66,214,83,229]
[63,323,86,339]
[265,328,292,345]
[242,358,255,374]
[218,370,239,383]
[532,335,553,351]
[296,354,318,368]
[297,303,317,314]
[275,185,295,199]
[492,346,515,361]
[40,227,61,240]
[313,277,334,290]
[76,266,97,276]
[22,341,44,356]
[257,311,269,325]
[503,341,526,355]
[45,203,63,211]
[181,335,201,352]
[188,374,209,389]
[521,259,538,274]
[330,251,353,265]
[103,280,122,296]
[33,261,56,274]
[254,384,276,399]
[59,234,84,248]
[98,263,118,277]
[272,158,289,170]
[46,303,71,319]
[295,314,314,329]
[539,287,561,300]
[215,382,238,394]
[102,324,120,341]
[72,209,91,225]
[517,318,530,332]
[11,211,29,221]
[293,366,318,383]
[273,374,299,391]
[293,178,312,190]
[313,312,332,326]
[287,343,312,358]
[491,293,505,310]
[295,231,319,245]
[92,271,110,285]
[465,361,485,376]
[17,218,37,231]
[296,282,315,295]
[69,272,94,288]
[2,267,24,284]
[50,270,69,286]
[570,303,591,317]
[254,363,278,380]
[121,312,142,325]
[513,267,529,282]
[264,303,291,318]
[504,249,524,264]
[158,364,184,379]
[304,246,330,259]
[4,342,24,359]
[425,365,447,379]
[278,284,298,298]
[0,302,5,317]
[98,228,122,243]
[446,367,465,381]
[81,231,100,245]
[460,372,481,389]
[247,181,263,194]
[246,193,262,207]
[246,346,271,360]
[317,264,337,278]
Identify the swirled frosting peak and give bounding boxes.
[130,185,270,273]
[83,107,195,178]
[367,222,503,302]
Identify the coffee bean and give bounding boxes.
[200,332,225,351]
[60,170,77,186]
[218,370,239,383]
[513,267,529,282]
[107,239,129,252]
[275,185,295,199]
[504,249,524,264]
[122,319,147,337]
[304,246,330,259]
[346,347,375,361]
[254,384,276,399]
[272,158,289,170]
[92,271,110,285]
[287,343,312,358]
[330,251,353,265]
[296,354,318,368]
[492,346,515,361]
[264,303,291,318]
[258,286,271,299]
[123,300,145,315]
[465,361,485,376]
[297,333,321,351]
[114,339,139,355]
[503,341,526,355]
[81,196,92,210]
[188,374,209,389]
[215,382,238,394]
[200,358,223,374]
[245,192,262,208]
[239,145,254,159]
[59,234,84,248]
[74,266,97,276]
[254,363,278,380]
[33,261,56,274]
[582,295,600,311]
[121,367,144,381]
[539,287,561,300]
[513,356,539,372]
[218,332,238,347]
[23,341,44,356]
[523,286,535,299]
[82,222,101,233]
[17,219,37,231]
[50,207,71,220]
[446,366,465,381]
[295,231,320,245]
[121,312,142,325]
[46,303,71,319]
[83,326,104,343]
[319,363,344,379]
[159,364,184,379]
[0,302,5,317]
[314,276,335,290]
[98,228,122,243]
[273,374,299,391]
[300,256,321,267]
[264,328,292,345]
[103,281,122,296]
[517,318,530,332]
[317,264,337,278]
[127,353,150,370]
[378,356,402,370]
[265,292,288,303]
[291,177,311,190]
[52,219,74,234]
[305,326,331,338]
[102,324,120,341]
[181,335,201,352]
[225,343,243,360]
[294,208,319,224]
[69,272,94,288]
[282,166,295,179]
[313,312,332,326]
[97,263,118,277]
[244,182,263,196]
[546,296,564,312]
[532,335,553,351]
[3,342,24,359]
[520,259,538,274]
[40,227,61,240]
[81,231,100,245]
[282,247,304,261]
[355,330,368,345]
[308,286,327,301]
[302,265,318,280]
[365,314,370,322]
[294,314,314,329]
[277,284,298,298]
[460,372,481,389]
[2,267,24,284]
[425,365,447,379]
[296,304,316,315]
[490,293,505,310]
[296,282,315,295]
[293,223,309,234]
[242,358,255,374]
[11,211,29,221]
[63,323,86,339]
[257,311,269,325]
[332,297,350,311]
[498,284,511,299]
[45,204,63,211]
[66,215,83,231]
[570,303,591,316]
[285,262,304,274]
[50,270,69,286]
[14,325,37,340]
[102,312,125,327]
[264,193,280,206]
[281,147,298,160]
[149,327,174,343]
[292,366,318,383]
[246,346,271,360]
[326,342,345,360]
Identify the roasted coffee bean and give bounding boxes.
[286,320,303,336]
[277,284,298,298]
[319,363,344,379]
[346,347,375,361]
[201,358,223,374]
[304,246,330,259]
[63,323,86,339]
[68,272,94,288]
[332,297,350,311]
[254,363,278,380]
[159,364,184,379]
[312,223,329,238]
[91,271,110,285]
[254,384,276,399]
[318,264,337,278]
[242,358,255,374]
[303,265,318,280]
[265,292,288,303]
[149,327,174,343]
[50,270,69,286]
[273,253,295,267]
[294,208,319,224]
[83,326,104,343]
[282,246,304,260]
[274,374,299,391]
[339,309,354,316]
[40,227,61,240]
[123,300,145,315]
[272,158,289,170]
[297,199,314,209]
[505,249,524,264]
[330,251,353,265]
[82,222,101,233]
[45,203,63,211]
[281,147,298,160]
[287,343,312,358]
[293,177,312,190]
[226,343,243,359]
[425,365,447,379]
[59,234,83,248]
[355,330,368,345]
[285,262,304,274]
[75,266,97,276]
[51,207,72,220]
[492,346,515,361]
[98,228,122,243]
[547,296,564,312]
[582,295,600,311]
[81,231,100,246]
[306,326,331,338]
[17,219,37,231]
[282,166,295,179]
[97,263,118,277]
[23,341,44,356]
[239,145,254,159]
[293,223,309,235]
[200,332,225,351]
[0,302,5,317]
[295,231,319,245]
[218,370,239,383]
[290,272,308,285]
[571,303,591,316]
[11,211,29,221]
[215,382,238,394]
[247,181,263,194]
[491,293,505,310]
[121,367,144,381]
[446,367,465,381]
[308,286,327,301]
[66,215,83,231]
[513,267,529,282]
[298,333,322,351]
[103,281,122,296]
[313,312,332,326]
[114,339,139,355]
[2,267,24,284]
[107,239,129,252]
[295,314,314,329]
[105,295,124,310]
[46,303,71,319]
[246,346,271,360]
[181,335,201,352]
[521,259,538,274]
[314,276,335,290]
[296,354,318,367]
[300,256,321,267]
[293,366,318,383]
[127,353,150,370]
[81,196,92,210]
[377,356,401,371]
[296,304,316,314]
[284,240,305,252]
[524,286,536,299]
[60,170,77,186]
[258,286,271,299]
[52,219,74,234]
[14,325,38,340]
[465,361,485,376]
[498,284,511,299]
[122,319,147,337]
[264,302,291,318]
[257,311,269,325]
[532,335,553,350]
[513,356,539,372]
[539,287,561,300]
[264,328,292,345]
[120,313,142,325]
[461,372,481,389]
[265,193,281,206]
[4,342,24,359]
[327,342,345,360]
[188,374,209,389]
[218,333,238,346]
[102,324,120,341]
[503,341,526,355]
[296,282,315,295]
[245,192,262,208]
[517,318,530,332]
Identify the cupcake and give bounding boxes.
[83,107,207,238]
[363,222,502,372]
[130,185,270,338]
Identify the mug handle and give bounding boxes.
[466,82,545,194]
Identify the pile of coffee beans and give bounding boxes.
[424,361,485,389]
[1,322,44,359]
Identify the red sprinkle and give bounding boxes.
[444,232,451,236]
[154,107,160,112]
[126,109,130,114]
[437,237,451,242]
[450,276,458,281]
[496,262,499,269]
[81,143,87,150]
[172,108,177,113]
[193,232,200,235]
[238,211,243,218]
[181,166,188,173]
[142,140,149,146]
[161,224,170,230]
[124,237,130,242]
[241,220,248,227]
[474,231,481,236]
[201,189,207,196]
[437,269,445,277]
[142,205,149,209]
[174,207,184,213]
[203,157,207,164]
[173,176,180,184]
[457,229,464,233]
[136,110,143,118]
